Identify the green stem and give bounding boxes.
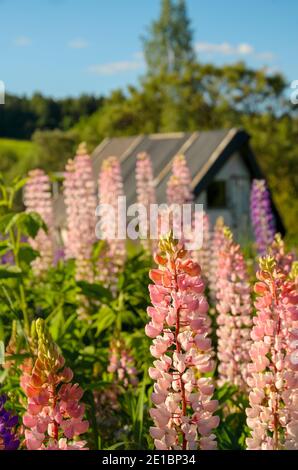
[10,226,30,336]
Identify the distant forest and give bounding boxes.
[0,93,104,139]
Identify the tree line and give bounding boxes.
[0,93,104,139]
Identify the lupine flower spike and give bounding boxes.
[63,143,97,319]
[165,155,194,244]
[216,227,252,390]
[135,152,156,252]
[63,143,97,283]
[250,179,276,255]
[97,156,126,289]
[21,318,89,450]
[246,256,298,450]
[166,155,193,206]
[0,394,19,450]
[146,232,219,450]
[24,169,54,276]
[108,338,138,388]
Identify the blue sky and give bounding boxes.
[1,0,297,97]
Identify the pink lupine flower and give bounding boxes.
[63,158,77,259]
[24,169,54,276]
[166,155,193,206]
[97,156,126,289]
[135,152,156,252]
[63,143,97,283]
[107,338,138,387]
[146,232,219,450]
[164,154,195,249]
[21,319,89,450]
[216,227,252,390]
[246,256,298,450]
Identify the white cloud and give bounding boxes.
[88,59,144,76]
[195,41,275,62]
[237,43,254,55]
[14,36,32,47]
[68,38,89,49]
[195,41,254,56]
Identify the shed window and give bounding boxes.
[207,181,227,208]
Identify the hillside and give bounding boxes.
[0,138,38,180]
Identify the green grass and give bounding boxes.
[0,138,35,153]
[0,138,38,180]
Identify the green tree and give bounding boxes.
[142,0,195,76]
[32,129,78,172]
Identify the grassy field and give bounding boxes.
[0,138,37,180]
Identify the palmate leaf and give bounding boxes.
[5,212,47,238]
[18,245,39,263]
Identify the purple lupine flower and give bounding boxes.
[250,179,276,255]
[0,394,19,450]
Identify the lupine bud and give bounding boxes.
[146,232,219,450]
[250,179,276,255]
[216,227,252,390]
[97,156,126,289]
[20,319,89,450]
[246,256,298,450]
[0,394,19,450]
[24,169,54,276]
[269,233,295,275]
